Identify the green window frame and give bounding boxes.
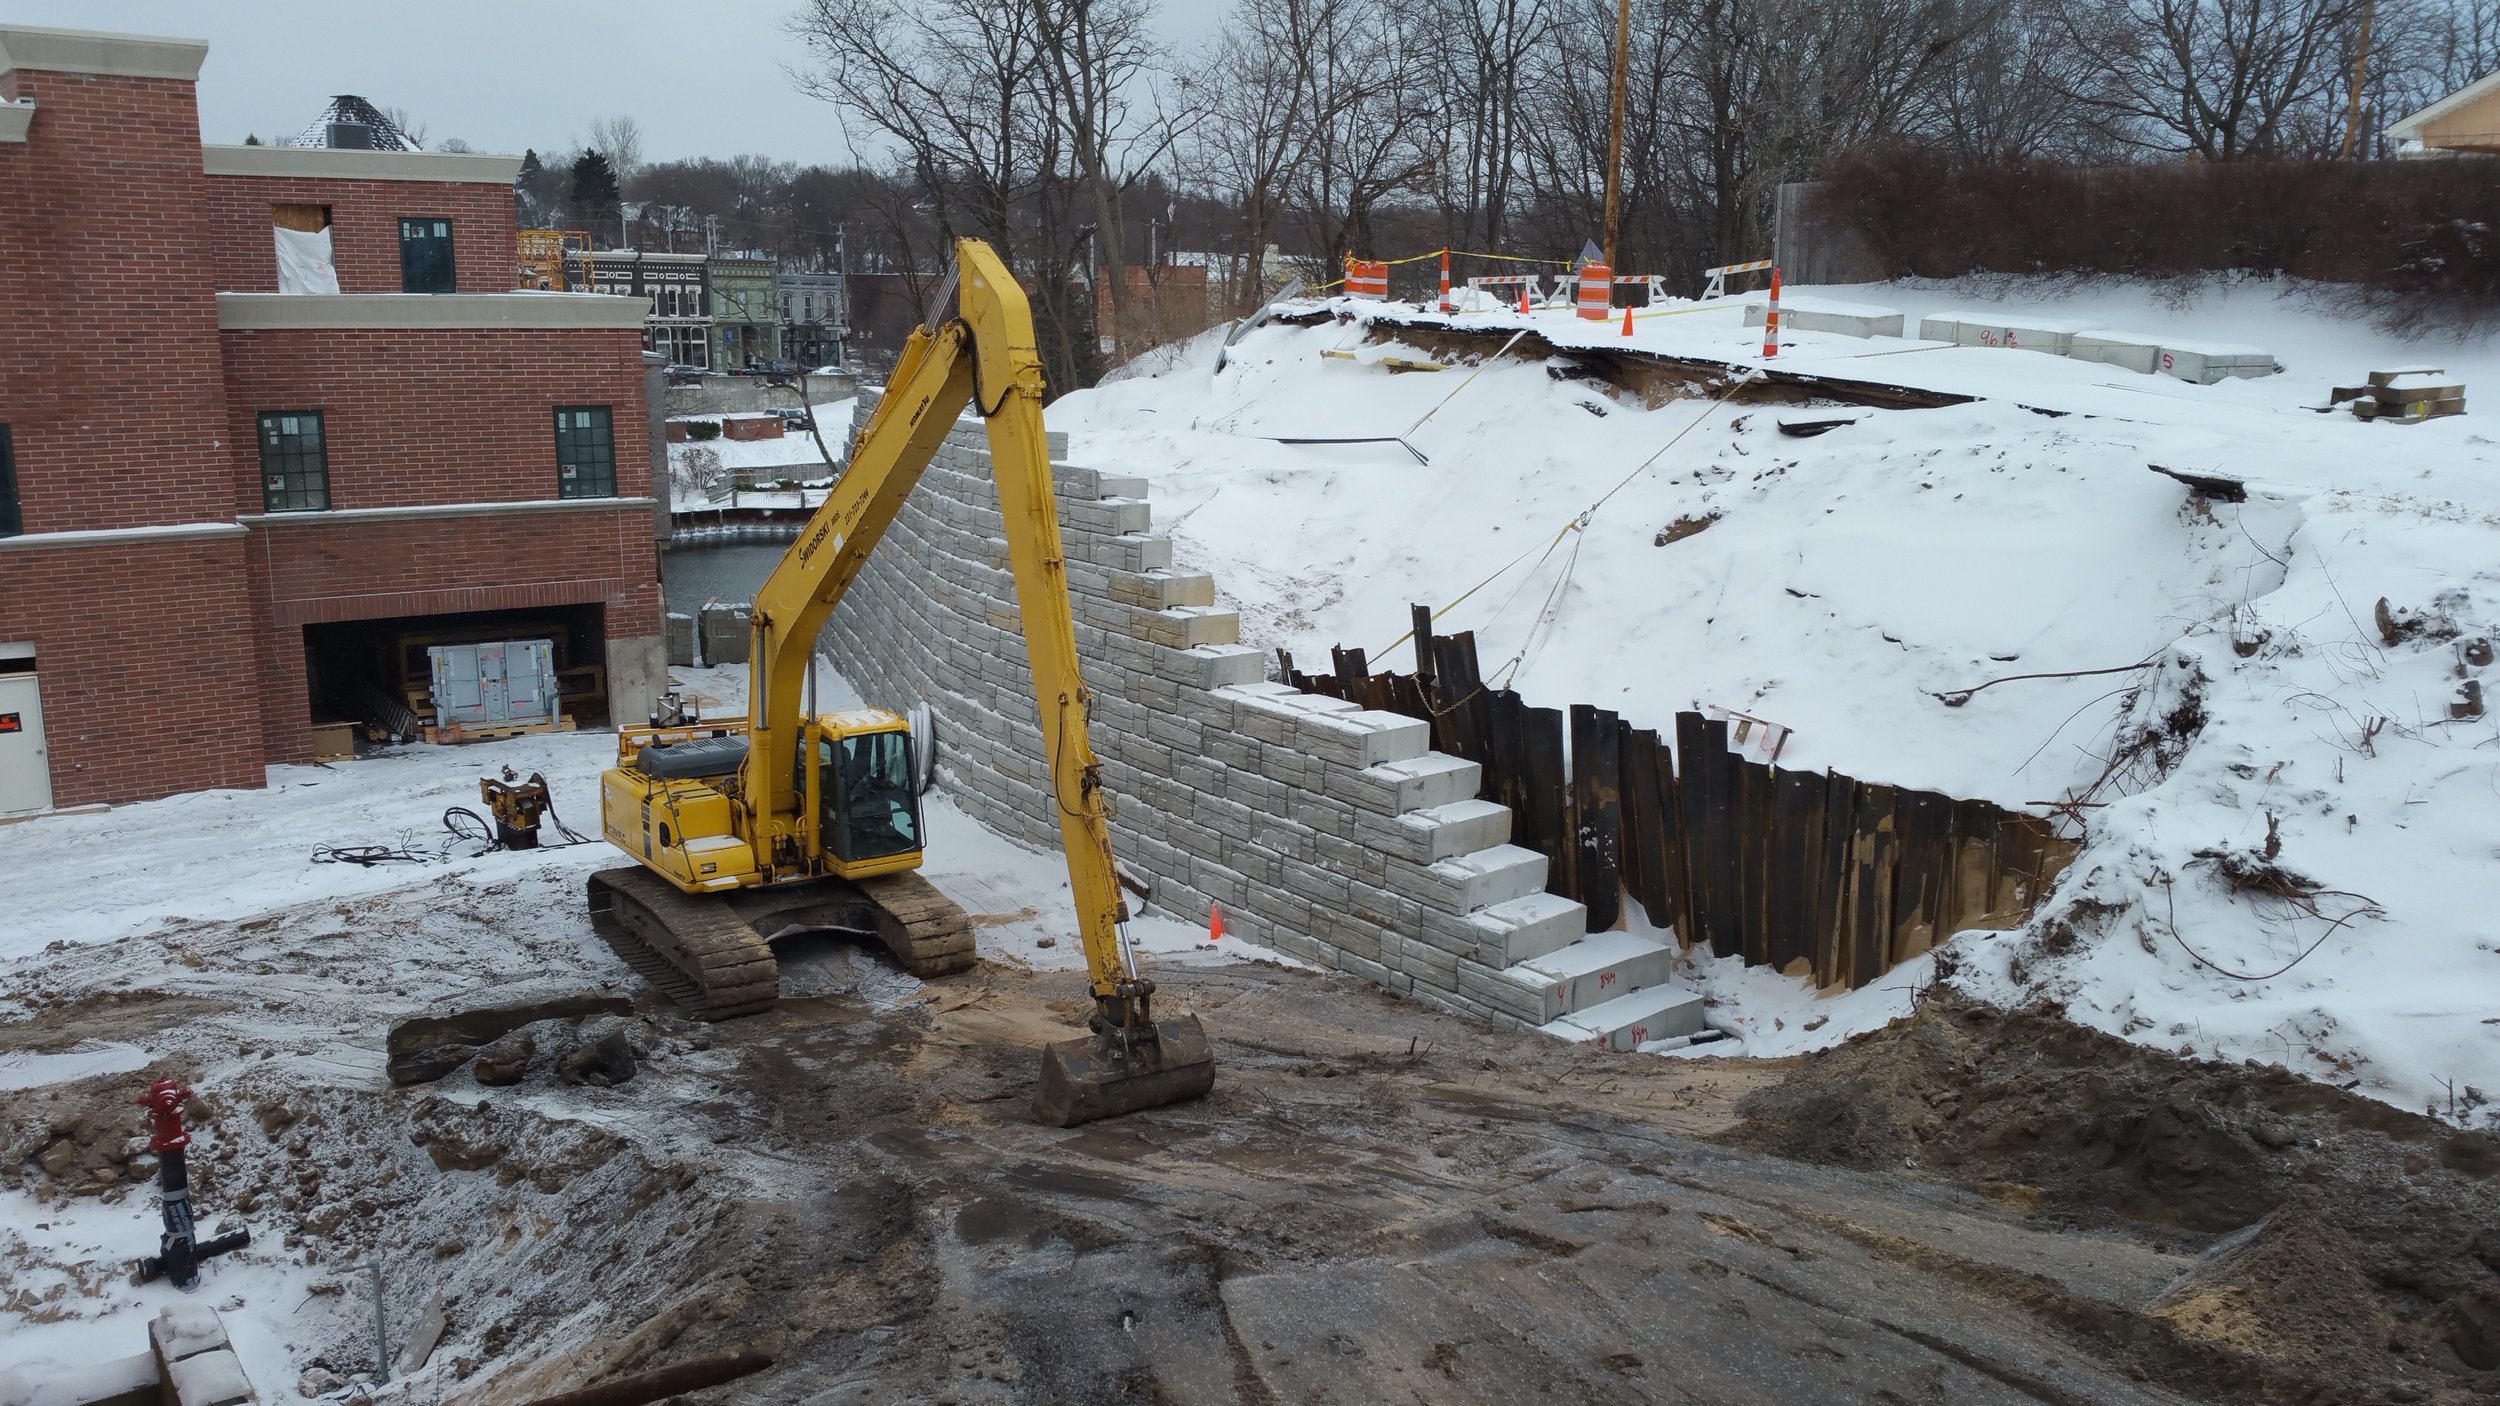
[398,217,454,293]
[0,425,18,537]
[554,406,615,499]
[257,411,329,513]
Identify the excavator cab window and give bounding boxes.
[819,730,921,862]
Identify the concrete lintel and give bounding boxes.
[217,291,647,331]
[0,98,31,143]
[202,142,524,184]
[240,497,656,526]
[0,25,208,81]
[0,522,244,551]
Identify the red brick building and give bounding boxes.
[0,25,666,813]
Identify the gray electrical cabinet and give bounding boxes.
[429,639,558,729]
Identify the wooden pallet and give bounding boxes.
[425,714,576,745]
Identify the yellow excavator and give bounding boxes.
[587,239,1215,1126]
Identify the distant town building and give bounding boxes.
[705,252,781,370]
[570,249,710,368]
[778,269,846,369]
[0,23,667,811]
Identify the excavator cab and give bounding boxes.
[814,719,922,869]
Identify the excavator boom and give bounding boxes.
[596,238,1212,1126]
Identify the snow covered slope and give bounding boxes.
[1053,278,2500,1124]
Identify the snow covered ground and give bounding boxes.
[0,658,1270,1394]
[1056,275,2500,1123]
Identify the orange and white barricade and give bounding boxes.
[1702,257,1772,300]
[1576,261,1612,320]
[1437,249,1453,312]
[1466,274,1545,309]
[1344,258,1389,300]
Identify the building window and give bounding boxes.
[257,412,329,512]
[0,425,18,537]
[398,217,454,293]
[554,407,614,498]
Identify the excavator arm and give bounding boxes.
[741,239,1213,1126]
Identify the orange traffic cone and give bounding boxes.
[1517,284,1532,315]
[1620,304,1635,337]
[1208,904,1225,942]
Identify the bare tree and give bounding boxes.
[588,115,647,186]
[2062,0,2367,158]
[1028,0,1197,358]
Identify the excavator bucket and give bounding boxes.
[1034,1012,1216,1127]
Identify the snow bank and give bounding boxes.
[1054,277,2500,1122]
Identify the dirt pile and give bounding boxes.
[1723,992,2500,1402]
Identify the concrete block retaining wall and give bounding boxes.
[820,398,1700,1045]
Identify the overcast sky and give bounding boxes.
[2,0,1222,166]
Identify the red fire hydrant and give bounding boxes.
[133,1077,250,1290]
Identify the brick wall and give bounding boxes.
[0,537,265,806]
[219,327,652,514]
[0,69,235,533]
[202,174,516,294]
[247,507,660,762]
[810,402,1705,1043]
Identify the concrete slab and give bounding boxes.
[1953,314,2095,356]
[150,1304,228,1362]
[2069,330,2164,375]
[1541,983,1710,1051]
[0,1353,159,1406]
[2158,339,2279,384]
[1742,297,1905,338]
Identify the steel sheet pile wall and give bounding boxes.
[1289,626,2078,990]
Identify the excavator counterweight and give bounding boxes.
[591,237,1214,1125]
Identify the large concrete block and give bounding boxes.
[1462,890,1587,967]
[1513,931,1676,1021]
[1323,751,1483,816]
[1389,844,1546,914]
[2158,340,2279,384]
[1742,298,1905,338]
[1292,709,1430,770]
[2069,330,2163,375]
[1540,984,1709,1051]
[1357,798,1509,864]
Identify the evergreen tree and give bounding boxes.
[569,149,622,225]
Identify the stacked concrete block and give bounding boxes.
[822,396,1696,1043]
[665,612,697,668]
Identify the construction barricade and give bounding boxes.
[1702,258,1772,300]
[1344,258,1389,300]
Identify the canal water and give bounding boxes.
[659,538,789,615]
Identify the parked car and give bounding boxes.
[663,364,705,386]
[778,408,815,432]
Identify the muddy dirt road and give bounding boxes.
[4,870,2492,1405]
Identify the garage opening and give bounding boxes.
[303,604,610,750]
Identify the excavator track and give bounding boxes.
[587,867,780,1021]
[588,866,979,1019]
[853,870,978,977]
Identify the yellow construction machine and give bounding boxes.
[588,239,1215,1126]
